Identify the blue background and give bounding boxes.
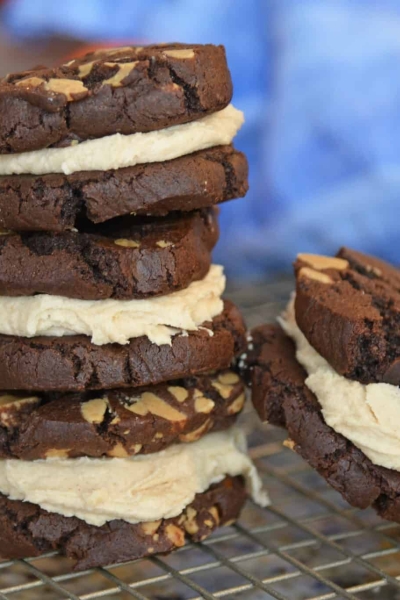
[3,0,400,278]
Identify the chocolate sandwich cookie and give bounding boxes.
[245,324,400,524]
[0,370,245,460]
[0,146,248,232]
[294,248,400,385]
[0,209,218,299]
[0,300,246,391]
[0,44,232,154]
[0,475,245,570]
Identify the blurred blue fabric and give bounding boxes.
[3,0,400,278]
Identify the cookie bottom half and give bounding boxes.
[0,476,246,571]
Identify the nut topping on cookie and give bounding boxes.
[113,239,141,248]
[102,61,139,87]
[124,392,187,421]
[163,49,195,59]
[15,76,89,102]
[81,398,109,424]
[194,395,215,414]
[165,524,185,547]
[167,386,189,402]
[298,267,333,284]
[297,253,349,271]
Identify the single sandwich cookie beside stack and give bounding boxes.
[244,248,400,524]
[0,43,268,570]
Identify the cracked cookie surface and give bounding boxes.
[0,44,232,154]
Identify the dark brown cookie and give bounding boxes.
[0,300,246,392]
[0,44,232,154]
[294,248,400,385]
[0,209,218,299]
[245,323,400,524]
[0,146,248,232]
[0,370,245,460]
[0,475,245,570]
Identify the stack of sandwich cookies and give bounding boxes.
[0,43,268,569]
[0,43,248,392]
[245,248,400,523]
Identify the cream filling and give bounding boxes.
[0,265,224,346]
[0,429,269,527]
[0,104,244,176]
[280,299,400,472]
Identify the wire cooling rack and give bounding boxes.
[2,279,400,600]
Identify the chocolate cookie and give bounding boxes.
[245,323,400,524]
[294,248,400,385]
[0,370,245,460]
[0,300,246,391]
[0,44,232,154]
[0,475,245,570]
[0,209,218,299]
[0,146,248,232]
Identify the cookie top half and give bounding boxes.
[0,44,232,154]
[294,247,400,385]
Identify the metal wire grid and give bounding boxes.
[1,280,400,600]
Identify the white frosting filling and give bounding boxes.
[280,300,400,472]
[0,265,224,346]
[0,105,244,176]
[0,429,269,526]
